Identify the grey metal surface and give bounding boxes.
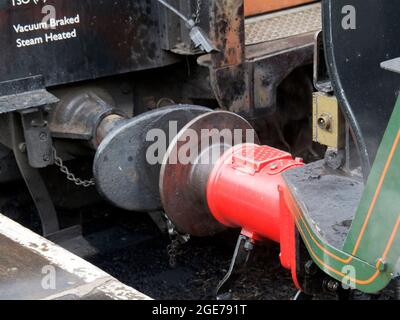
[49,89,119,143]
[245,3,321,46]
[0,214,150,300]
[283,160,363,249]
[10,113,60,236]
[0,89,59,114]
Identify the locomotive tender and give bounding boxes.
[1,0,400,300]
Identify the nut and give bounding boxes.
[317,113,333,131]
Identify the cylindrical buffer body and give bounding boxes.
[207,144,304,242]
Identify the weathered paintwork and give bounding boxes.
[285,96,400,294]
[323,0,400,176]
[244,0,317,16]
[0,0,178,91]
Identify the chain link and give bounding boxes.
[167,238,181,268]
[53,148,96,188]
[165,214,190,268]
[193,0,202,24]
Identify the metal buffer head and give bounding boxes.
[93,105,211,212]
[160,110,303,240]
[49,90,211,211]
[159,111,260,236]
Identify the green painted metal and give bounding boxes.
[293,96,400,293]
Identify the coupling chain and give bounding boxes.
[166,214,190,268]
[53,147,96,188]
[193,0,202,24]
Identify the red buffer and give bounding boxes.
[207,144,303,285]
[160,112,305,291]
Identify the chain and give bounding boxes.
[167,238,181,268]
[165,214,190,268]
[53,148,96,188]
[193,0,202,24]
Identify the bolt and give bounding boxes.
[325,280,340,292]
[376,258,387,272]
[39,132,48,141]
[18,143,27,153]
[305,260,318,276]
[325,148,345,170]
[317,113,332,131]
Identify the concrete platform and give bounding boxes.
[0,214,151,300]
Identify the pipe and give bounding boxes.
[157,0,193,26]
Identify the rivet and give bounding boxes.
[376,258,387,272]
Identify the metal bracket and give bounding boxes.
[10,113,60,236]
[0,76,58,168]
[20,108,54,168]
[216,234,255,300]
[312,92,345,149]
[10,113,84,241]
[0,76,59,114]
[157,0,216,53]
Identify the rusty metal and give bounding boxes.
[157,0,215,52]
[95,114,125,146]
[207,0,249,113]
[160,111,259,236]
[10,113,60,236]
[49,89,125,149]
[203,0,315,117]
[210,0,245,69]
[249,35,314,114]
[244,0,317,17]
[200,32,315,116]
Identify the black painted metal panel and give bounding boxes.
[0,0,178,90]
[323,0,400,175]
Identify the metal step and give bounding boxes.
[283,161,363,249]
[245,3,321,46]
